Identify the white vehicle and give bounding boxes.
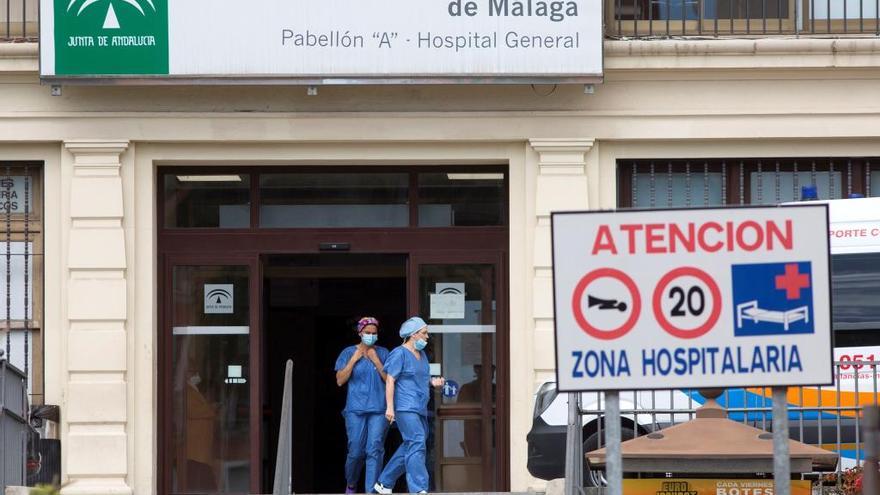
[527,197,880,485]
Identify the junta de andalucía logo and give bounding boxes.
[66,0,157,30]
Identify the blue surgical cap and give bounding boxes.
[399,316,427,338]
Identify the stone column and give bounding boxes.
[528,139,595,379]
[62,141,131,495]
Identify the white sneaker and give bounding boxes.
[418,491,428,494]
[373,482,392,494]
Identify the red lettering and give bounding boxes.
[859,229,868,237]
[737,220,765,251]
[697,222,724,252]
[726,221,735,251]
[669,223,695,253]
[619,224,643,254]
[766,220,793,250]
[591,225,618,255]
[873,228,880,236]
[645,224,667,253]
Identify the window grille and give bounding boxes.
[619,158,874,207]
[0,164,42,406]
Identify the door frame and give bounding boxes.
[157,165,510,493]
[408,251,509,491]
[158,253,263,495]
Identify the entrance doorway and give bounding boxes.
[262,254,407,494]
[158,166,510,494]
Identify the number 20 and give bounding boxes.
[669,286,705,317]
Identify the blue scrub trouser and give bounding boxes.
[345,412,388,493]
[377,412,429,493]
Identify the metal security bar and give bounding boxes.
[609,0,880,37]
[0,164,42,406]
[619,157,879,208]
[0,0,36,41]
[579,361,879,491]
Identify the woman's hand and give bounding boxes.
[431,377,446,388]
[351,345,365,362]
[365,347,380,363]
[385,407,395,423]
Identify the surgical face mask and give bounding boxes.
[414,338,428,351]
[361,333,378,346]
[188,373,201,387]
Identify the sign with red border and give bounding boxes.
[551,205,833,392]
[572,268,641,340]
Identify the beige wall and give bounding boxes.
[3,37,880,494]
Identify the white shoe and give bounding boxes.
[374,482,392,494]
[418,491,428,494]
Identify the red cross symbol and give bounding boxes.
[775,263,811,300]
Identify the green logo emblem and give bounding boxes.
[54,0,169,75]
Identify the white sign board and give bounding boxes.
[204,284,234,314]
[0,177,34,214]
[431,282,466,319]
[551,205,833,392]
[40,0,603,82]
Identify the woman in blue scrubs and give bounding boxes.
[373,317,444,495]
[335,316,390,494]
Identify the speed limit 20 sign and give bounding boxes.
[551,205,833,392]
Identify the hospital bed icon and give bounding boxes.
[736,300,810,332]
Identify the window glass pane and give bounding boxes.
[622,0,785,20]
[171,265,251,494]
[749,171,841,204]
[441,419,483,458]
[633,173,723,208]
[811,0,877,20]
[832,253,880,331]
[1,241,37,396]
[0,166,43,405]
[259,173,408,228]
[164,174,250,228]
[418,173,505,227]
[419,264,496,405]
[871,170,880,197]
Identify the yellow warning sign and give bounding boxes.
[622,479,812,495]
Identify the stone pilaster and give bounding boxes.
[62,141,131,495]
[528,139,595,378]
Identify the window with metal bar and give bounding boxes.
[0,164,42,406]
[608,0,880,35]
[0,0,37,40]
[869,165,879,197]
[619,158,874,208]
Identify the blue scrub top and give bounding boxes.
[383,346,431,416]
[335,345,390,414]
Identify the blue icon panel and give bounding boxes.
[731,261,815,336]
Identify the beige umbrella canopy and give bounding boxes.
[587,391,838,474]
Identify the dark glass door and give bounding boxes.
[162,257,260,494]
[410,253,505,492]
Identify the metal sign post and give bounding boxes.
[864,406,880,495]
[564,392,583,495]
[605,391,622,495]
[771,387,791,495]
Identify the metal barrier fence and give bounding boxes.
[609,0,880,37]
[578,361,879,490]
[1,0,37,41]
